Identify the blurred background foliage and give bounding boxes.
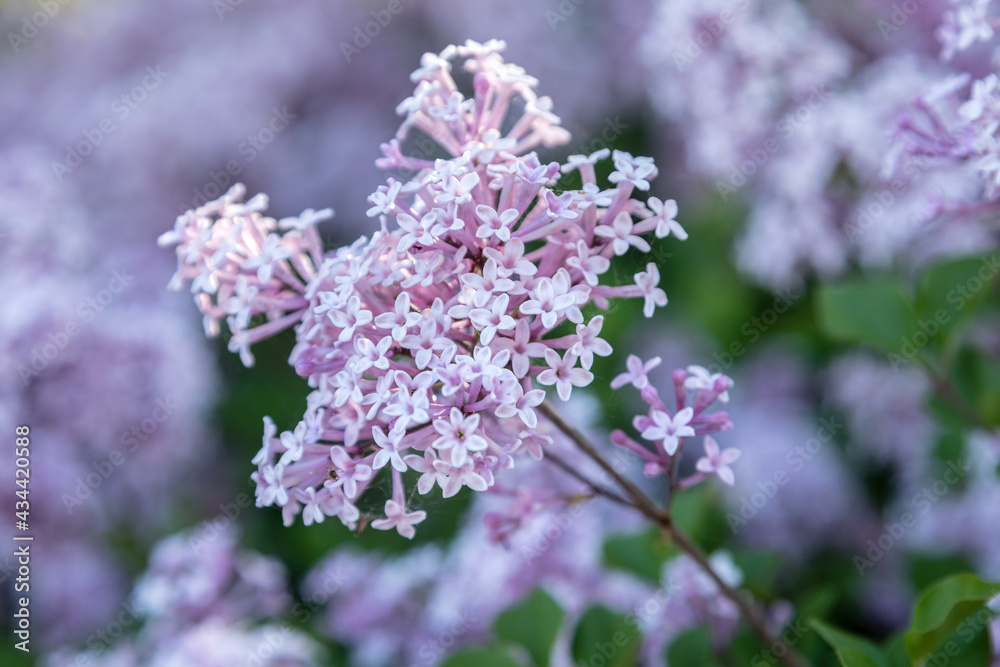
[3,0,1000,665]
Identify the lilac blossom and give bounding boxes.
[719,351,875,559]
[611,361,735,481]
[887,1,1000,235]
[695,436,741,486]
[907,432,1000,578]
[640,0,852,177]
[44,526,322,667]
[0,153,218,651]
[639,0,1000,288]
[416,0,651,139]
[303,395,763,667]
[610,354,662,391]
[161,43,685,538]
[825,352,936,491]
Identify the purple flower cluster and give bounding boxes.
[301,404,753,666]
[889,1,1000,227]
[161,41,685,538]
[45,527,322,667]
[640,0,1000,288]
[826,352,936,489]
[610,358,737,484]
[0,154,218,649]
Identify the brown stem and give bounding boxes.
[931,373,994,432]
[916,354,994,432]
[538,400,667,522]
[662,520,810,667]
[542,449,634,509]
[540,400,810,667]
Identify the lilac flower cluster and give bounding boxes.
[44,527,322,667]
[0,153,218,649]
[826,352,936,490]
[161,41,685,538]
[640,0,851,178]
[937,0,998,60]
[888,1,1000,226]
[610,357,737,485]
[639,0,1000,288]
[301,403,752,666]
[908,432,1000,579]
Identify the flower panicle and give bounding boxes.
[610,358,738,486]
[377,39,571,173]
[163,41,688,538]
[157,182,331,367]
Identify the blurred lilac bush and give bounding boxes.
[302,397,760,666]
[640,0,1000,288]
[3,0,1000,665]
[44,527,323,667]
[0,154,218,649]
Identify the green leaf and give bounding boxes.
[907,554,976,593]
[882,634,911,667]
[811,619,889,667]
[815,278,916,352]
[571,606,640,667]
[493,588,564,667]
[730,549,782,595]
[667,627,723,666]
[905,573,1000,663]
[916,255,994,342]
[439,649,522,667]
[603,529,674,583]
[953,348,1000,427]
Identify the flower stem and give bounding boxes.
[542,448,633,508]
[538,400,666,521]
[662,521,809,667]
[540,400,810,667]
